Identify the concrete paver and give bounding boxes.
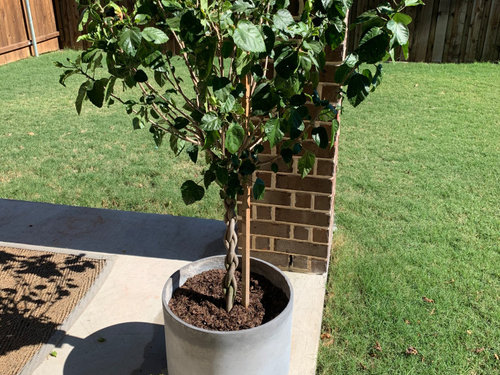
[0,199,326,375]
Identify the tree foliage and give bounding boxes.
[58,0,421,205]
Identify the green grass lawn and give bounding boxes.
[317,62,500,374]
[0,50,223,219]
[0,52,499,374]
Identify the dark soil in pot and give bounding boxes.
[168,269,288,331]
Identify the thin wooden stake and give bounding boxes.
[242,73,252,309]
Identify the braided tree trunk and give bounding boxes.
[223,197,239,312]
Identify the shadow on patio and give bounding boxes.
[0,199,225,261]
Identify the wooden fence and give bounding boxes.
[0,0,59,65]
[2,1,500,64]
[348,0,500,63]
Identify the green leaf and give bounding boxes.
[142,27,169,44]
[75,81,88,115]
[180,11,203,45]
[78,9,88,31]
[331,117,339,147]
[181,180,205,205]
[232,0,255,13]
[87,78,107,108]
[221,39,235,58]
[253,178,265,200]
[393,13,412,26]
[195,36,217,80]
[233,21,266,53]
[387,20,409,46]
[201,113,222,131]
[152,127,165,147]
[404,0,424,6]
[186,144,198,163]
[346,73,371,107]
[118,28,142,56]
[221,93,236,113]
[252,83,278,114]
[59,70,76,87]
[50,351,57,357]
[402,42,409,60]
[280,148,293,163]
[273,9,294,30]
[334,53,358,84]
[225,122,245,154]
[173,117,189,130]
[275,48,299,79]
[352,10,378,25]
[321,0,333,10]
[133,117,145,130]
[154,71,165,87]
[264,118,284,148]
[105,76,116,102]
[311,127,328,148]
[357,29,390,64]
[134,70,148,83]
[204,169,216,188]
[298,151,315,178]
[216,166,229,185]
[262,25,275,53]
[239,159,256,175]
[170,134,185,155]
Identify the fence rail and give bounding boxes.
[0,0,59,65]
[2,1,500,64]
[348,0,500,63]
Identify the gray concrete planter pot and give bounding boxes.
[162,255,294,375]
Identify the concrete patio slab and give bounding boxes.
[0,199,326,375]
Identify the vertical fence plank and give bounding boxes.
[460,0,476,62]
[411,0,435,61]
[443,1,466,63]
[425,0,441,62]
[0,0,30,65]
[431,0,451,62]
[476,0,494,60]
[482,0,500,61]
[465,0,485,62]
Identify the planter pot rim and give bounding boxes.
[162,255,293,335]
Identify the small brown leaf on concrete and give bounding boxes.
[405,346,418,356]
[422,296,434,303]
[374,341,382,352]
[474,347,485,353]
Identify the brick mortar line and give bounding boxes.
[247,234,328,245]
[237,218,332,231]
[252,249,329,262]
[249,203,331,213]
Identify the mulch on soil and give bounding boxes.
[0,246,105,375]
[169,269,288,331]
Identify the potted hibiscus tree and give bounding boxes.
[58,0,421,373]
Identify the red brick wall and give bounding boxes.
[238,10,347,273]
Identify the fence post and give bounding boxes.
[24,0,39,57]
